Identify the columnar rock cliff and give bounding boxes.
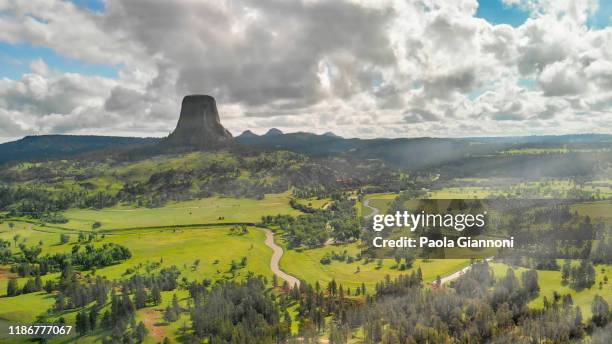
[165,95,232,147]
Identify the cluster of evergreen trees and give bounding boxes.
[8,242,131,278]
[98,289,148,343]
[284,278,363,342]
[188,276,291,343]
[562,259,597,290]
[163,294,181,323]
[350,262,610,343]
[6,275,43,296]
[58,265,179,342]
[71,243,132,270]
[0,238,11,263]
[53,265,111,311]
[591,225,612,264]
[263,196,361,249]
[505,204,598,261]
[122,266,180,294]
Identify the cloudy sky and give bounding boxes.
[0,0,611,142]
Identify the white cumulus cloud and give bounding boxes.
[0,0,610,141]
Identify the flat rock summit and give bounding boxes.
[165,95,232,147]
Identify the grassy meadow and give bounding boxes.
[280,241,470,290]
[0,222,275,343]
[0,224,274,294]
[58,192,299,231]
[490,262,612,318]
[295,197,331,209]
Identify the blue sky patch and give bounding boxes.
[468,88,486,101]
[70,0,106,13]
[588,1,612,28]
[518,78,537,90]
[0,42,118,80]
[476,0,530,27]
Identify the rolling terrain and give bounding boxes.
[0,130,611,343]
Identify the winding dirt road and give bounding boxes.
[437,256,495,285]
[261,228,301,288]
[362,199,379,219]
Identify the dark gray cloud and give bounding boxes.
[104,0,395,108]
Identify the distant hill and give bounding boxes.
[235,132,612,174]
[237,130,259,138]
[0,135,159,165]
[2,131,611,177]
[235,131,358,155]
[323,131,341,138]
[264,128,284,136]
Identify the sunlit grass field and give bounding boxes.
[427,187,493,199]
[295,197,331,209]
[571,201,612,220]
[280,241,470,290]
[489,262,612,318]
[0,225,274,343]
[361,193,396,214]
[0,225,273,296]
[59,192,299,230]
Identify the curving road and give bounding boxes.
[261,228,301,288]
[362,199,380,219]
[437,256,495,286]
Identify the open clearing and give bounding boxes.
[490,262,612,318]
[0,225,274,339]
[59,192,299,230]
[295,197,331,209]
[571,200,612,220]
[0,225,273,342]
[280,241,470,290]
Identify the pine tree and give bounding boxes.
[151,284,162,305]
[573,306,583,337]
[110,290,119,323]
[592,295,610,327]
[89,308,98,331]
[562,259,571,283]
[75,312,83,335]
[7,279,19,296]
[100,310,112,329]
[135,286,146,309]
[171,294,180,314]
[164,306,178,322]
[76,311,90,335]
[34,275,42,291]
[22,278,36,294]
[134,321,148,343]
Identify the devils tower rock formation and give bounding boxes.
[165,95,232,148]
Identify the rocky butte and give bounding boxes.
[164,95,233,148]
